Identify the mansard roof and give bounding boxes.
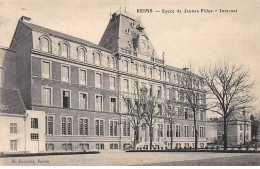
[20,20,113,54]
[0,88,26,115]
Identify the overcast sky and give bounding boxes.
[0,0,259,115]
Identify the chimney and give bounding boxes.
[183,67,189,71]
[20,16,31,23]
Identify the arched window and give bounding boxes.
[167,72,170,82]
[94,51,101,66]
[78,48,86,62]
[123,60,129,72]
[142,65,146,76]
[60,43,69,58]
[42,37,49,52]
[107,56,110,67]
[135,63,138,74]
[110,57,115,69]
[158,69,162,80]
[149,67,152,78]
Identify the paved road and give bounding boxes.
[0,151,259,166]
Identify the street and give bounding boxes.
[0,151,259,166]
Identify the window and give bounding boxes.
[10,123,17,134]
[149,67,152,78]
[240,124,243,130]
[31,118,38,129]
[95,73,102,88]
[199,126,204,137]
[110,143,119,149]
[106,56,110,67]
[175,107,180,118]
[157,86,162,98]
[184,126,189,138]
[134,81,139,94]
[166,72,170,82]
[10,140,17,151]
[110,57,115,69]
[123,122,131,136]
[167,124,171,137]
[79,143,89,151]
[141,65,146,76]
[141,82,146,88]
[42,87,51,106]
[46,116,53,135]
[126,28,130,34]
[94,52,101,65]
[62,90,70,108]
[61,117,72,135]
[123,60,129,72]
[95,119,104,136]
[79,93,88,109]
[166,88,170,100]
[110,98,117,113]
[110,120,118,136]
[158,104,162,116]
[200,143,205,148]
[62,143,72,151]
[157,124,163,137]
[0,67,4,85]
[110,76,116,90]
[184,108,188,119]
[96,143,104,150]
[191,126,195,138]
[61,65,70,82]
[176,143,181,149]
[134,64,138,74]
[31,133,39,140]
[60,43,69,57]
[79,118,88,135]
[95,95,103,111]
[200,110,203,121]
[123,79,129,92]
[149,84,153,96]
[42,61,51,79]
[46,143,54,151]
[79,69,87,85]
[41,37,49,52]
[176,125,181,137]
[184,143,189,148]
[78,48,86,62]
[158,70,162,80]
[176,90,180,101]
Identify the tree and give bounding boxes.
[179,65,207,150]
[122,87,146,150]
[250,114,260,143]
[142,88,160,151]
[200,62,255,150]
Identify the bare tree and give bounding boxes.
[179,65,207,150]
[200,62,255,150]
[142,89,160,151]
[121,87,146,150]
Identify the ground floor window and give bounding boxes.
[79,143,89,151]
[184,143,189,148]
[110,143,119,150]
[200,143,205,148]
[96,143,104,150]
[176,143,181,149]
[62,143,73,151]
[46,143,54,151]
[10,140,17,151]
[192,143,195,148]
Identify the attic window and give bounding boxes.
[130,22,135,28]
[126,28,130,34]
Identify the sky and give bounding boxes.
[0,0,259,116]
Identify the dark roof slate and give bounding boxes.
[0,88,26,115]
[21,21,113,53]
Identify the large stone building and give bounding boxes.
[1,11,207,152]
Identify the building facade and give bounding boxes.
[2,12,207,151]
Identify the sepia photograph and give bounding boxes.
[0,0,259,166]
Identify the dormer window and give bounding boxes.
[123,60,129,72]
[130,22,135,28]
[78,48,86,62]
[93,51,102,66]
[60,43,69,58]
[126,28,130,34]
[110,57,115,69]
[39,36,51,53]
